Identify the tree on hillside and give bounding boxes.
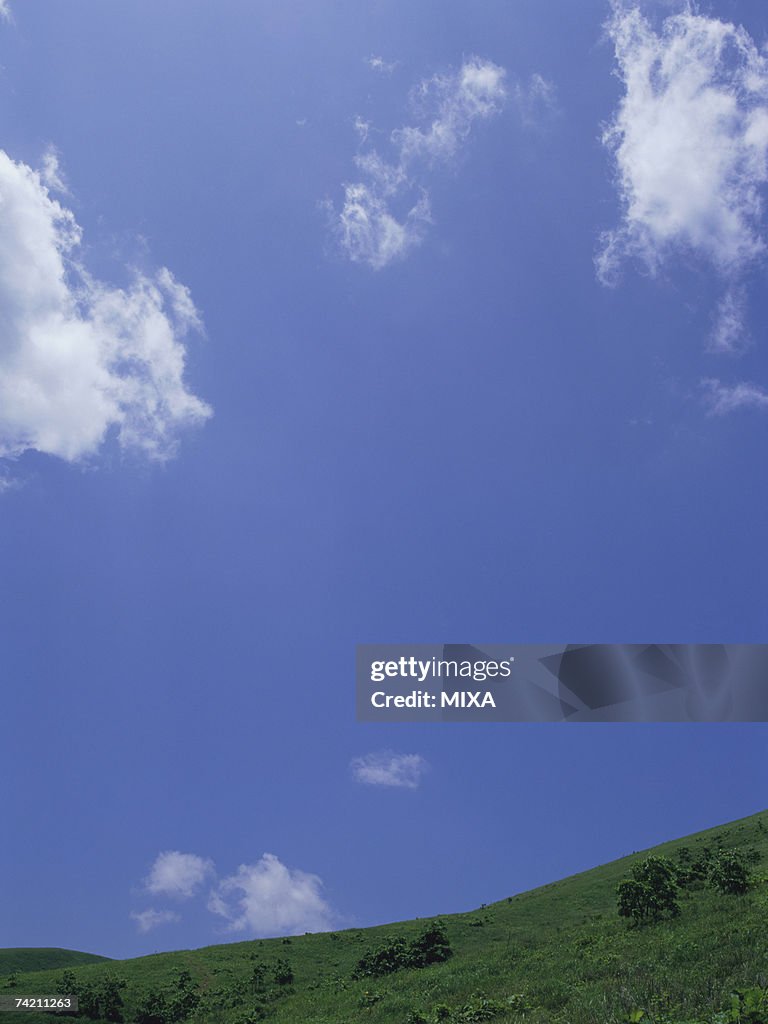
[708,850,752,895]
[617,856,680,924]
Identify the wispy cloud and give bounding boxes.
[513,73,558,127]
[701,378,768,415]
[709,286,749,355]
[366,55,398,75]
[145,851,214,900]
[351,751,428,789]
[208,854,335,937]
[130,908,181,934]
[0,2,11,22]
[0,148,211,464]
[39,148,67,194]
[329,57,507,269]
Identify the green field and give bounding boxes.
[2,809,767,1024]
[0,952,108,977]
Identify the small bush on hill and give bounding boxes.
[675,842,759,894]
[134,989,168,1024]
[708,850,753,895]
[617,856,680,924]
[272,958,294,986]
[352,921,453,979]
[56,971,126,1022]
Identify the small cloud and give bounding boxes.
[330,57,507,268]
[353,115,371,143]
[350,751,428,789]
[701,378,768,415]
[145,851,214,900]
[208,854,335,937]
[395,57,508,165]
[0,2,10,22]
[366,55,398,75]
[130,909,180,934]
[334,184,431,271]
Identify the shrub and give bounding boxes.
[272,958,294,986]
[55,973,126,1022]
[726,986,768,1024]
[135,989,168,1024]
[708,850,752,895]
[617,856,680,924]
[352,937,413,979]
[454,995,507,1021]
[358,989,382,1007]
[166,969,199,1022]
[352,921,453,979]
[405,1012,429,1024]
[250,964,267,993]
[411,920,453,966]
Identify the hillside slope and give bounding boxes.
[2,809,767,1024]
[0,949,108,976]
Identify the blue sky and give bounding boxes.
[1,0,767,958]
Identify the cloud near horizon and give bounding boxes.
[130,908,181,934]
[208,854,336,937]
[0,149,211,464]
[350,751,428,789]
[330,57,508,269]
[134,850,337,939]
[145,851,214,900]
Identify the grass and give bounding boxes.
[2,809,768,1024]
[0,951,108,976]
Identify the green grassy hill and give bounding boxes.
[0,950,108,976]
[2,809,767,1024]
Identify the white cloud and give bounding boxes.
[331,57,507,269]
[0,149,211,463]
[0,2,10,21]
[130,908,181,934]
[394,58,508,165]
[598,4,768,288]
[366,56,398,75]
[701,377,768,415]
[208,854,335,937]
[335,184,431,271]
[350,751,428,789]
[145,851,214,900]
[39,149,67,194]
